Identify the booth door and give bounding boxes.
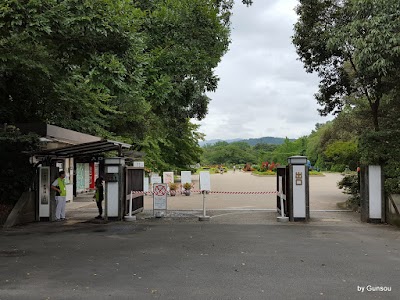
[125,168,144,215]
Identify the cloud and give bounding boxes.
[196,0,333,140]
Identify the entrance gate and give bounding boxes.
[277,157,310,221]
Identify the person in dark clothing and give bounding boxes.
[94,176,104,219]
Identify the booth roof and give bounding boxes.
[37,139,132,158]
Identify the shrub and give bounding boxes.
[169,182,178,190]
[253,170,276,176]
[183,182,191,190]
[337,173,360,208]
[243,163,254,172]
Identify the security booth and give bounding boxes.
[34,138,135,222]
[287,156,310,222]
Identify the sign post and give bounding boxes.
[39,167,50,220]
[153,183,168,218]
[199,171,211,221]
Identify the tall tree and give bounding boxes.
[293,0,400,132]
[1,0,253,171]
[0,0,148,136]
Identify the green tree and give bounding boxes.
[293,0,400,132]
[324,140,359,171]
[0,0,148,136]
[201,141,257,165]
[0,126,40,207]
[1,0,247,172]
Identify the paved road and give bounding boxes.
[0,220,399,299]
[65,172,354,224]
[1,172,399,299]
[143,172,349,211]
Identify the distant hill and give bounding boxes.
[200,136,294,146]
[199,138,242,146]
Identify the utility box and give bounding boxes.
[104,158,125,220]
[287,156,309,222]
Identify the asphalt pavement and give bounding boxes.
[1,172,399,299]
[0,219,399,300]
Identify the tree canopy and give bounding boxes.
[0,0,254,172]
[293,0,400,131]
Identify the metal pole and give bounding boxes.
[125,190,136,221]
[280,192,285,218]
[199,191,210,221]
[129,191,133,217]
[203,191,206,217]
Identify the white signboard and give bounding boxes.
[181,171,192,190]
[144,177,149,193]
[292,165,306,218]
[151,176,162,184]
[181,171,192,184]
[153,183,168,213]
[133,161,145,167]
[369,165,382,219]
[151,176,162,192]
[163,172,174,184]
[39,167,50,218]
[199,171,211,191]
[106,182,119,217]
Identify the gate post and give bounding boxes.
[287,156,309,222]
[360,165,385,223]
[104,158,125,221]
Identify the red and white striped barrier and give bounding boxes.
[131,190,278,195]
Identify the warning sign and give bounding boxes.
[153,183,167,211]
[154,184,167,196]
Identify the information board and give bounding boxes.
[181,171,192,184]
[163,172,174,184]
[144,177,149,193]
[150,176,162,192]
[199,171,211,191]
[39,167,50,217]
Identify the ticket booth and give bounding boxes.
[287,156,310,222]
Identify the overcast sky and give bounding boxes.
[195,0,333,140]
